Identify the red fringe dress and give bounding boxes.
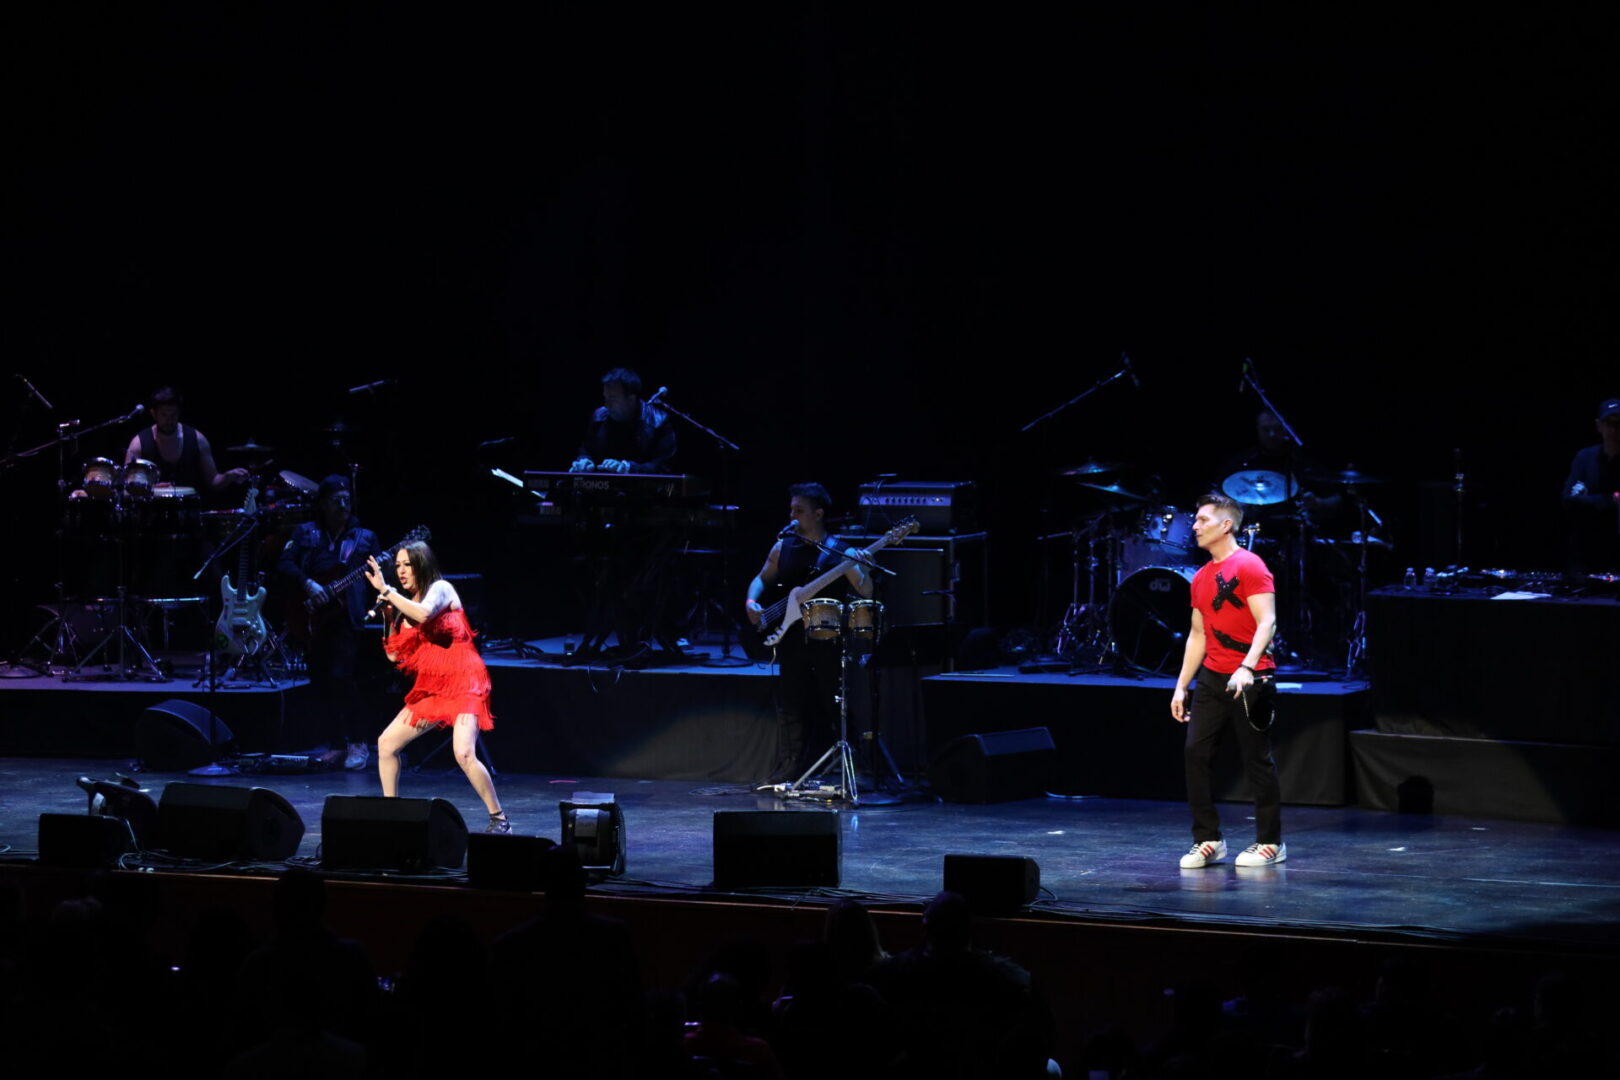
[385,608,494,730]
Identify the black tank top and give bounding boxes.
[137,424,203,488]
[776,534,852,602]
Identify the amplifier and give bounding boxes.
[857,480,977,534]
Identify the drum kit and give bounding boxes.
[35,443,324,680]
[1046,459,1392,677]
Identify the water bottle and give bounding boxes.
[1402,567,1416,590]
[1422,567,1436,589]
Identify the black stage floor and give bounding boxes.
[7,754,1620,951]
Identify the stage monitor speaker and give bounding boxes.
[467,833,556,891]
[321,795,467,871]
[158,782,305,861]
[712,810,840,889]
[135,699,235,771]
[38,813,132,868]
[943,853,1041,915]
[928,726,1056,803]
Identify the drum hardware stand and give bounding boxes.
[1053,519,1113,669]
[780,634,862,805]
[1452,447,1467,567]
[65,493,168,683]
[1341,487,1381,677]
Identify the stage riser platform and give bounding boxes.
[0,684,318,758]
[1367,591,1620,744]
[922,674,1366,805]
[1351,730,1620,826]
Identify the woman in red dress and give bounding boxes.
[365,541,510,833]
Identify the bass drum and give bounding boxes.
[1109,565,1195,676]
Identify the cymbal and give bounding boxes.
[1075,481,1151,505]
[1059,460,1125,478]
[227,439,276,455]
[1221,469,1296,506]
[279,470,319,494]
[1303,466,1388,486]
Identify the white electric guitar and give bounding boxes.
[215,487,268,656]
[758,516,919,648]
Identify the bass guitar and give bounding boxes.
[285,525,432,642]
[758,516,919,648]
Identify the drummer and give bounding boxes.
[124,386,251,497]
[1214,409,1340,527]
[744,483,873,790]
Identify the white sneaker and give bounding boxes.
[343,743,370,771]
[1180,839,1228,868]
[1235,842,1286,866]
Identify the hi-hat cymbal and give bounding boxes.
[1075,481,1151,505]
[1059,460,1126,478]
[227,439,276,455]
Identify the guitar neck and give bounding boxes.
[763,532,904,625]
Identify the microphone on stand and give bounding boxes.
[777,522,799,538]
[15,373,54,411]
[1237,358,1251,394]
[646,385,669,405]
[123,403,147,422]
[1122,352,1140,388]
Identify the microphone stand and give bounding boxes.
[1020,352,1136,434]
[654,391,752,668]
[181,504,265,775]
[1237,360,1320,675]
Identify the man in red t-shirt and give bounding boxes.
[1170,493,1285,868]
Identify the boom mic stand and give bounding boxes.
[651,388,751,667]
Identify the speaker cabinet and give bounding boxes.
[928,726,1056,803]
[467,833,556,891]
[712,810,840,889]
[158,782,305,861]
[321,795,468,871]
[136,699,236,771]
[38,813,132,868]
[943,853,1041,915]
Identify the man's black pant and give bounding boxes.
[772,632,841,781]
[1184,664,1281,844]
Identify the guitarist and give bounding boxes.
[745,483,873,787]
[276,475,380,770]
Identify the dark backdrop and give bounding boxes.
[4,4,1614,646]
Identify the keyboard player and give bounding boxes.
[569,367,677,474]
